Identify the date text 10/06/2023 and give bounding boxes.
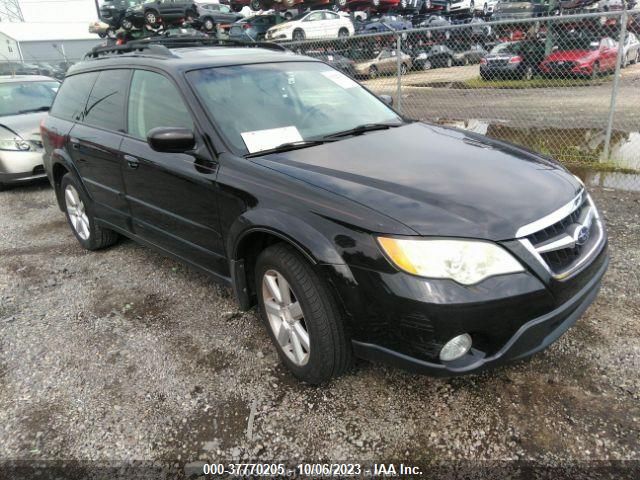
[201,463,423,476]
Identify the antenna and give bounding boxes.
[0,0,25,22]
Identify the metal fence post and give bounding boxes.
[603,10,628,162]
[396,32,402,114]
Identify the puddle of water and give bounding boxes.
[436,119,640,192]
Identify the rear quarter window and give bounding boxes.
[49,72,99,122]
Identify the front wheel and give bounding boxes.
[400,62,408,75]
[338,27,349,38]
[292,29,305,41]
[250,0,261,10]
[255,244,352,384]
[423,60,432,70]
[60,174,119,251]
[369,65,379,78]
[523,65,533,80]
[446,57,452,68]
[121,19,133,30]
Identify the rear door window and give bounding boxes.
[49,72,99,122]
[83,69,131,132]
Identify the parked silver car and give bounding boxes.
[0,75,59,190]
[622,32,640,67]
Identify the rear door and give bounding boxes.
[67,69,131,231]
[119,69,226,275]
[303,11,324,39]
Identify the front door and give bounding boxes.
[120,69,226,276]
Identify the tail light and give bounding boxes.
[509,56,522,64]
[480,58,487,64]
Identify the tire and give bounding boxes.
[369,65,378,78]
[60,174,119,251]
[144,9,158,26]
[423,60,432,70]
[284,12,293,20]
[203,17,215,31]
[250,0,261,10]
[591,61,600,80]
[372,0,380,6]
[337,0,348,6]
[635,50,639,64]
[338,27,349,38]
[121,19,133,30]
[446,56,452,67]
[523,65,533,80]
[622,54,629,68]
[292,29,305,41]
[470,0,474,11]
[255,244,351,384]
[400,62,408,74]
[185,9,196,21]
[400,0,408,9]
[483,2,488,15]
[463,57,469,66]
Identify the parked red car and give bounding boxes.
[540,37,619,78]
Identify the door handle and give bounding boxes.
[124,154,139,169]
[69,137,80,150]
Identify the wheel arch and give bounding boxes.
[227,209,348,310]
[50,151,88,211]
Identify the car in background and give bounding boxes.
[0,62,44,76]
[480,40,546,80]
[123,0,199,29]
[266,10,354,41]
[412,14,452,40]
[430,0,474,14]
[229,14,284,40]
[452,43,488,65]
[195,3,243,31]
[0,75,59,190]
[412,44,454,69]
[100,0,142,29]
[353,48,412,77]
[493,0,549,20]
[473,0,499,15]
[622,32,640,67]
[356,15,412,33]
[451,16,493,41]
[304,51,357,75]
[540,37,619,78]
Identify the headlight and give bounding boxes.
[377,237,524,285]
[0,137,31,151]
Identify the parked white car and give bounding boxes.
[473,0,499,15]
[431,0,473,14]
[622,32,640,67]
[266,10,354,41]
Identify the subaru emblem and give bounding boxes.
[574,225,590,246]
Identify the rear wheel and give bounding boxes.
[446,56,452,67]
[369,65,379,78]
[423,60,432,70]
[338,27,349,38]
[292,29,305,41]
[255,244,351,384]
[203,17,215,31]
[250,0,261,10]
[591,61,600,80]
[144,9,159,26]
[400,62,408,74]
[523,65,533,80]
[60,174,119,251]
[121,18,133,30]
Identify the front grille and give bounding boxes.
[523,193,602,277]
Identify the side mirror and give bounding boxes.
[147,127,195,153]
[379,94,393,106]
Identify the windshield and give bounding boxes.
[0,80,59,117]
[187,62,402,155]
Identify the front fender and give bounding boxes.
[228,208,346,265]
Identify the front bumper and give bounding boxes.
[352,255,607,375]
[324,239,608,376]
[0,150,47,184]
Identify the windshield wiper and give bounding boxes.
[18,106,50,114]
[321,123,402,140]
[244,140,327,158]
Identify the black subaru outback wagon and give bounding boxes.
[41,38,608,384]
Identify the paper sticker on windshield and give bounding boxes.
[321,70,358,89]
[241,126,303,154]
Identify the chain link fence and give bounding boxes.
[279,8,640,191]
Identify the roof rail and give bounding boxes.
[84,35,288,60]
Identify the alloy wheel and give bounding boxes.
[204,18,214,31]
[423,60,432,70]
[145,11,157,24]
[262,269,310,366]
[64,185,90,241]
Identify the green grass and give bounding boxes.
[457,76,613,89]
[564,161,639,175]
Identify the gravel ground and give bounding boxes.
[0,182,639,477]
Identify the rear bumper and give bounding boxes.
[351,255,608,376]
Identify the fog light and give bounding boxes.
[439,334,472,362]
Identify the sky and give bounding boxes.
[19,0,99,23]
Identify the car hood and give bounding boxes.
[545,50,595,62]
[0,111,47,143]
[250,123,582,240]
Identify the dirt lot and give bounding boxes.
[364,62,640,131]
[0,182,639,477]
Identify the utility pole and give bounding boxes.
[0,0,25,22]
